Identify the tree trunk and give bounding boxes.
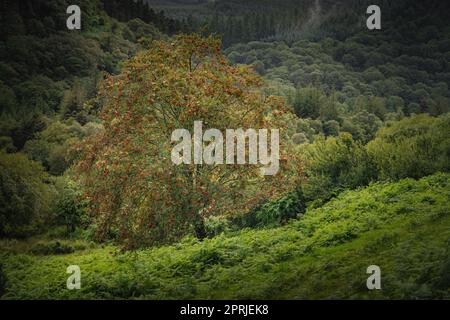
[194,214,207,240]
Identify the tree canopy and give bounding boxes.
[74,34,303,248]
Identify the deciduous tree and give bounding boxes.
[74,34,303,249]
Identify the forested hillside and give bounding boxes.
[0,0,449,300]
[225,0,450,145]
[0,0,171,150]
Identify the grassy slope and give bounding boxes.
[1,173,449,299]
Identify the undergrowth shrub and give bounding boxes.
[29,241,76,255]
[191,247,225,269]
[436,251,450,290]
[204,216,231,238]
[231,188,306,229]
[0,152,56,238]
[0,262,5,297]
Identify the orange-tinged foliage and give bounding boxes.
[73,34,303,249]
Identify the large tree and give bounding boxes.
[74,34,303,249]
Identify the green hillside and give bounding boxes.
[1,173,449,299]
[1,0,449,301]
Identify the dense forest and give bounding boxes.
[0,0,449,300]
